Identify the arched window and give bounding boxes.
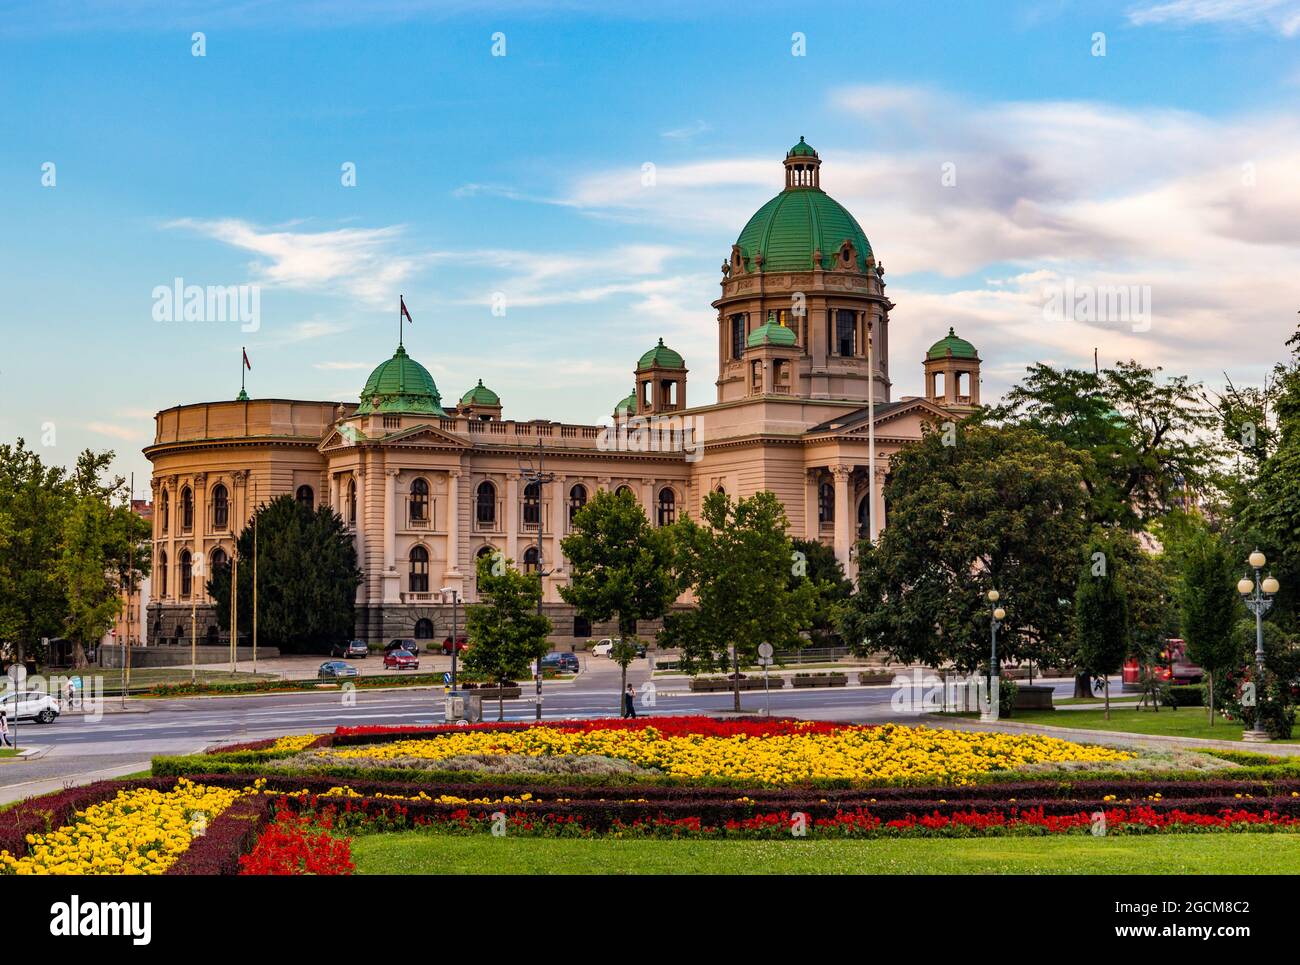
[523,481,540,527]
[296,485,314,509]
[180,486,193,531]
[414,618,434,640]
[179,550,192,598]
[159,550,168,596]
[160,490,170,534]
[476,481,496,526]
[174,623,185,644]
[347,478,357,526]
[523,545,540,573]
[409,477,429,522]
[615,485,633,499]
[209,548,227,574]
[657,488,676,527]
[408,545,429,593]
[568,484,587,526]
[475,544,496,588]
[818,481,835,524]
[574,615,592,638]
[211,484,229,530]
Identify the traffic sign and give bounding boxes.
[757,643,774,659]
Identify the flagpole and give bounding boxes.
[399,296,403,347]
[241,346,246,395]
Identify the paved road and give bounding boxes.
[0,665,1100,802]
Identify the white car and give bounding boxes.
[591,638,618,657]
[0,691,61,724]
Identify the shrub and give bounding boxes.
[1167,685,1204,708]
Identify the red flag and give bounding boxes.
[400,296,413,324]
[242,348,251,370]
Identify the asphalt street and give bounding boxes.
[0,661,1099,802]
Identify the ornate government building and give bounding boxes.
[144,139,983,647]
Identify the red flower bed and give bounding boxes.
[239,805,354,876]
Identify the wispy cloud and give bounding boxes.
[1128,0,1300,35]
[661,120,711,140]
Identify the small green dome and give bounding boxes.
[460,379,500,406]
[926,327,978,361]
[614,388,637,416]
[356,345,448,417]
[787,136,817,158]
[637,338,685,370]
[747,311,798,348]
[734,176,873,273]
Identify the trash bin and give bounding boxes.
[444,693,484,724]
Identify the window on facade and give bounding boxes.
[476,481,497,525]
[347,479,357,526]
[410,477,429,522]
[836,309,856,356]
[296,485,314,510]
[181,487,193,531]
[475,544,495,587]
[409,545,429,593]
[212,484,229,530]
[657,488,676,527]
[568,484,588,525]
[180,550,192,598]
[209,548,227,574]
[414,618,434,640]
[523,481,541,527]
[523,545,540,573]
[574,615,592,638]
[615,485,634,500]
[858,494,870,538]
[730,314,746,359]
[161,491,170,534]
[159,550,168,596]
[818,482,835,524]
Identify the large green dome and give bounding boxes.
[356,345,448,417]
[734,150,873,273]
[637,338,685,370]
[926,328,978,361]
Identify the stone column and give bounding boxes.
[805,468,819,540]
[506,476,519,562]
[192,473,207,600]
[329,473,339,516]
[384,468,397,572]
[445,469,461,576]
[354,469,367,604]
[551,474,566,571]
[832,465,853,572]
[872,465,889,543]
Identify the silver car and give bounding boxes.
[0,690,60,724]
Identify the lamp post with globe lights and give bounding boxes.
[1237,550,1280,743]
[981,590,1006,722]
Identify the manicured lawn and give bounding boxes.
[0,749,17,758]
[351,831,1300,875]
[1005,709,1300,743]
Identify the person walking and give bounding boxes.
[0,707,12,749]
[623,683,637,719]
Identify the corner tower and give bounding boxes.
[713,138,893,405]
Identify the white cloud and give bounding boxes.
[85,421,148,441]
[1128,0,1300,35]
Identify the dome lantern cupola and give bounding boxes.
[355,344,448,418]
[458,378,502,421]
[634,338,687,414]
[784,136,821,189]
[923,327,981,410]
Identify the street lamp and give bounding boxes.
[981,589,1005,722]
[439,586,461,693]
[1238,550,1280,743]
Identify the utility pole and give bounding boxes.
[519,437,554,722]
[252,478,258,675]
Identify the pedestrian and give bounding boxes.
[0,707,11,749]
[64,679,76,710]
[623,683,637,719]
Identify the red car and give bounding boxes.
[441,636,469,655]
[1122,638,1203,690]
[383,649,420,671]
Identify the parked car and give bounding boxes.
[383,649,420,671]
[331,639,369,659]
[0,691,61,724]
[441,636,469,655]
[318,661,361,680]
[385,638,418,655]
[540,652,580,674]
[590,638,646,659]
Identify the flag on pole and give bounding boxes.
[243,347,251,370]
[400,296,413,324]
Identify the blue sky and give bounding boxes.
[2,0,1298,486]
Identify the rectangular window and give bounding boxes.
[730,314,745,359]
[836,309,856,356]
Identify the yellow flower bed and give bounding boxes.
[327,723,1131,784]
[269,734,320,753]
[0,779,245,876]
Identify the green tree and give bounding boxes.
[207,495,360,654]
[987,360,1217,528]
[667,490,815,711]
[838,424,1091,675]
[559,488,677,714]
[463,552,553,720]
[1073,534,1132,719]
[55,497,121,668]
[1178,531,1239,726]
[790,538,852,648]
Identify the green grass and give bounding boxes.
[0,748,17,758]
[1001,708,1300,743]
[351,830,1300,874]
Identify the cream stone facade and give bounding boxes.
[143,139,982,648]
